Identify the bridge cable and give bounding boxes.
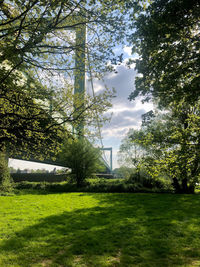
[87,49,109,165]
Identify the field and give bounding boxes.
[1,192,200,266]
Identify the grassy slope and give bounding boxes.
[1,192,200,267]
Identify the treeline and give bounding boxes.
[9,167,66,174]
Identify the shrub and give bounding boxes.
[14,178,173,194]
[127,171,172,191]
[59,138,104,187]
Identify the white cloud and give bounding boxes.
[92,64,154,169]
[123,46,132,56]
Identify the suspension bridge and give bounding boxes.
[11,16,113,174]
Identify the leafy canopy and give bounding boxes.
[119,102,200,193]
[129,0,200,106]
[2,0,137,156]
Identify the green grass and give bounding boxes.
[1,192,200,266]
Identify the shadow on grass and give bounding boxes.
[1,193,200,266]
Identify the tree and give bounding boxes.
[0,81,65,158]
[129,0,200,107]
[118,129,145,169]
[59,138,103,187]
[0,0,138,81]
[0,72,114,158]
[126,0,200,193]
[120,104,200,193]
[0,0,139,156]
[1,0,129,158]
[0,0,140,189]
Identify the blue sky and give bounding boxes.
[9,46,153,171]
[92,48,153,168]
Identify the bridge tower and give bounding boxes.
[73,18,86,136]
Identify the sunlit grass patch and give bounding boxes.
[1,193,200,266]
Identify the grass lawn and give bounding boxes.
[1,192,200,266]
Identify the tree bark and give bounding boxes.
[0,152,13,192]
[181,178,189,193]
[172,177,181,193]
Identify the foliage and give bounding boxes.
[113,166,135,179]
[1,0,138,160]
[118,129,145,168]
[0,0,138,77]
[127,169,171,191]
[11,172,68,183]
[1,193,200,266]
[126,0,200,193]
[0,67,114,159]
[59,138,103,186]
[0,79,66,159]
[0,0,140,98]
[14,176,172,193]
[0,152,13,193]
[129,0,200,107]
[120,104,200,193]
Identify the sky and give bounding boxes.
[9,47,153,171]
[92,47,153,169]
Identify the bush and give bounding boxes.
[59,138,104,187]
[127,171,172,191]
[11,173,68,183]
[14,178,173,194]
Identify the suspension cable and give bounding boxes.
[87,48,109,164]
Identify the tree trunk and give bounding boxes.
[0,152,13,192]
[188,184,195,194]
[181,178,189,193]
[172,177,181,193]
